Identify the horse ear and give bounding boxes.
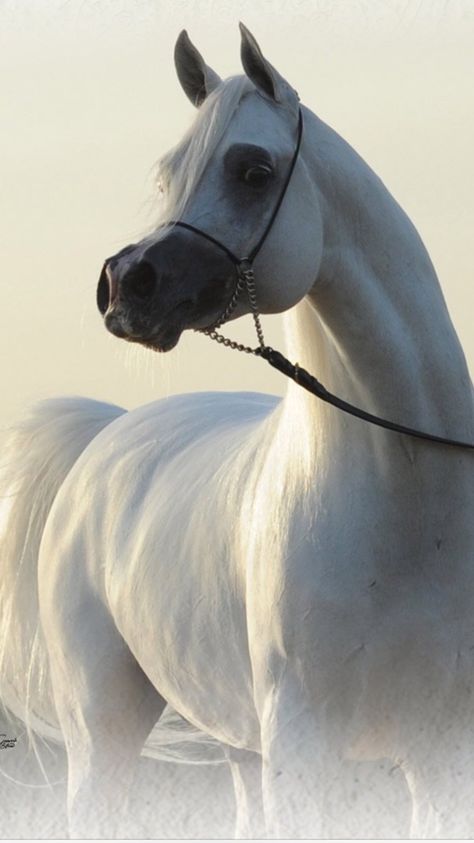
[239,22,298,110]
[174,30,222,107]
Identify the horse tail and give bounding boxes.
[0,397,125,745]
[0,396,226,767]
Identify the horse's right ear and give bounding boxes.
[174,30,222,107]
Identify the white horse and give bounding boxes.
[1,23,473,839]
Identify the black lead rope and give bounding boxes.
[166,107,474,452]
[257,346,474,450]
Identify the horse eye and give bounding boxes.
[242,164,273,188]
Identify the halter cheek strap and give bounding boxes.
[169,108,304,269]
[164,108,474,451]
[167,108,304,349]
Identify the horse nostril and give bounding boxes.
[123,261,156,302]
[97,263,111,315]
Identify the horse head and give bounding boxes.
[97,24,323,352]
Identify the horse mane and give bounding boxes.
[153,75,253,232]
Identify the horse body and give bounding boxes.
[2,24,474,839]
[39,391,276,752]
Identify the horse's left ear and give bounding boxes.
[239,22,299,111]
[174,30,222,107]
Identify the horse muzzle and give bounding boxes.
[96,231,238,351]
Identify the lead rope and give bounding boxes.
[200,294,474,450]
[200,274,474,451]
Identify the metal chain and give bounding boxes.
[206,275,246,332]
[241,264,266,350]
[199,262,267,355]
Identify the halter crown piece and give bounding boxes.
[168,109,474,451]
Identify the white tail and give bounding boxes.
[0,397,125,743]
[0,396,225,766]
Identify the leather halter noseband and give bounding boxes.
[171,109,304,292]
[167,108,474,451]
[168,109,304,352]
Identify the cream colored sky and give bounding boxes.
[1,0,473,426]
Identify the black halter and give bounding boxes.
[170,108,303,273]
[166,108,474,452]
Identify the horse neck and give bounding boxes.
[279,110,474,498]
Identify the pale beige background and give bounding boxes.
[0,1,473,839]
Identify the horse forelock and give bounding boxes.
[153,75,254,234]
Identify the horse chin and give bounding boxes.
[145,330,182,353]
[126,325,183,353]
[144,338,179,353]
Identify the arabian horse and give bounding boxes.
[1,24,473,839]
